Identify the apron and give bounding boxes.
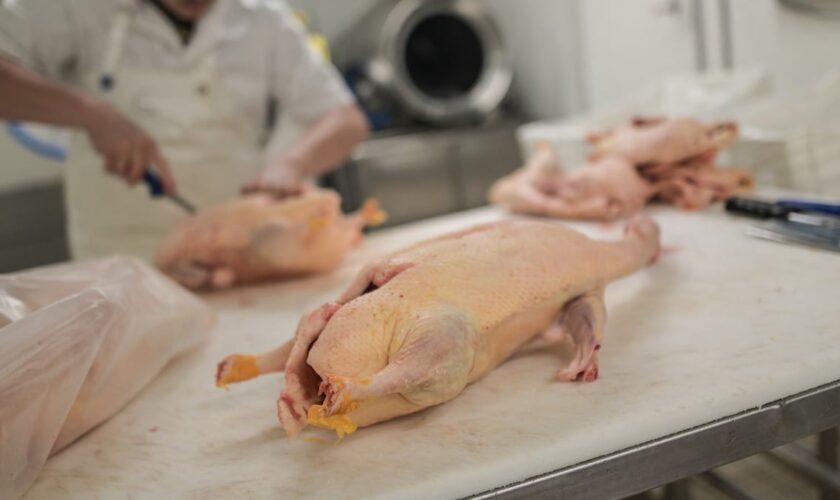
[65,2,262,261]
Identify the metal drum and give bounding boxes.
[366,0,512,126]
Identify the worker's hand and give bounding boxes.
[241,161,311,199]
[82,99,176,193]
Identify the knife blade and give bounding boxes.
[746,219,840,253]
[142,167,197,214]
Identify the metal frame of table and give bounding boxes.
[472,378,840,499]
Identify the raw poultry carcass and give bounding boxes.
[491,116,753,220]
[216,215,661,437]
[587,116,739,165]
[489,143,654,220]
[156,189,386,290]
[639,159,754,210]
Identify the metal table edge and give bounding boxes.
[468,378,840,500]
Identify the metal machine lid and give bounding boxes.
[377,0,512,125]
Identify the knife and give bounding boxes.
[142,167,197,214]
[725,196,840,229]
[746,219,840,253]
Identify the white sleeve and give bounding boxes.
[268,2,355,127]
[0,0,79,79]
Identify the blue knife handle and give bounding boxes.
[142,168,165,197]
[778,199,840,216]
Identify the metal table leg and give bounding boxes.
[819,428,840,500]
[698,471,757,500]
[664,478,692,500]
[766,443,840,496]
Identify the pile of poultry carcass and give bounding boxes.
[490,117,755,220]
[156,189,386,290]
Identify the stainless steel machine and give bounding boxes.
[326,120,522,228]
[341,0,512,127]
[330,0,522,226]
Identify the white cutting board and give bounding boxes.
[24,204,840,500]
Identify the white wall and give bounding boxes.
[578,0,698,110]
[730,0,840,94]
[284,0,381,67]
[484,0,583,118]
[285,0,379,40]
[575,0,840,111]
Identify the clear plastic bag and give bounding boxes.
[0,256,216,499]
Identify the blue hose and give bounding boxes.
[6,122,68,161]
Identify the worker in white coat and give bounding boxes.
[0,0,369,260]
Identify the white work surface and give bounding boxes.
[25,205,840,499]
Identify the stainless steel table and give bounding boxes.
[24,205,840,500]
